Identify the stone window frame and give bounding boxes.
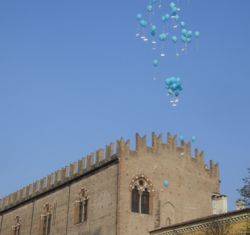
[40,203,52,235]
[12,216,21,235]
[73,188,89,225]
[129,174,155,215]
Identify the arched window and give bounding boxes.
[131,186,140,213]
[141,189,149,214]
[41,204,52,235]
[74,188,88,224]
[129,175,154,215]
[12,216,21,235]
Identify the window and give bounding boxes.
[41,204,52,235]
[12,216,21,235]
[141,189,149,214]
[129,175,154,215]
[74,188,88,224]
[131,187,140,213]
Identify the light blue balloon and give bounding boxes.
[139,19,148,27]
[151,25,157,36]
[187,30,192,37]
[159,33,167,41]
[181,35,187,43]
[170,2,176,8]
[153,59,159,67]
[172,36,177,43]
[163,180,169,188]
[136,14,142,20]
[179,135,184,141]
[191,136,196,143]
[182,29,187,35]
[195,31,200,38]
[174,15,180,20]
[180,21,186,27]
[147,5,153,12]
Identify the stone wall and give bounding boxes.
[0,147,118,235]
[116,133,220,235]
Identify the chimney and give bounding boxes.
[212,194,228,214]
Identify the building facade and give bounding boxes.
[0,133,221,235]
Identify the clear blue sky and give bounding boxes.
[0,0,249,211]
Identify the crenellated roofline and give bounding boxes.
[0,132,219,214]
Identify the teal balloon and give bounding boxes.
[181,35,187,43]
[153,59,159,67]
[172,36,177,43]
[163,180,169,188]
[151,25,157,36]
[182,29,187,35]
[187,30,192,37]
[180,21,186,27]
[174,15,180,20]
[191,136,196,143]
[170,2,176,8]
[179,135,184,141]
[159,33,167,41]
[195,31,200,38]
[147,5,153,12]
[139,19,148,27]
[136,14,142,20]
[165,14,170,20]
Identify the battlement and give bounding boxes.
[0,132,219,213]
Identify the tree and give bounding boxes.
[238,168,250,207]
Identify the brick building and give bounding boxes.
[0,133,223,235]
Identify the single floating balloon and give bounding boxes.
[191,136,196,143]
[136,13,142,20]
[172,36,178,43]
[159,33,167,41]
[180,21,186,28]
[195,31,200,38]
[147,5,153,12]
[169,2,176,8]
[179,135,184,142]
[151,25,157,36]
[163,180,169,188]
[139,19,148,27]
[153,59,159,67]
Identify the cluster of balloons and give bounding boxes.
[136,1,200,107]
[165,77,183,106]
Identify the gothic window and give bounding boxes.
[74,188,88,224]
[141,189,150,214]
[41,204,52,235]
[131,186,140,213]
[12,216,21,235]
[129,175,154,215]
